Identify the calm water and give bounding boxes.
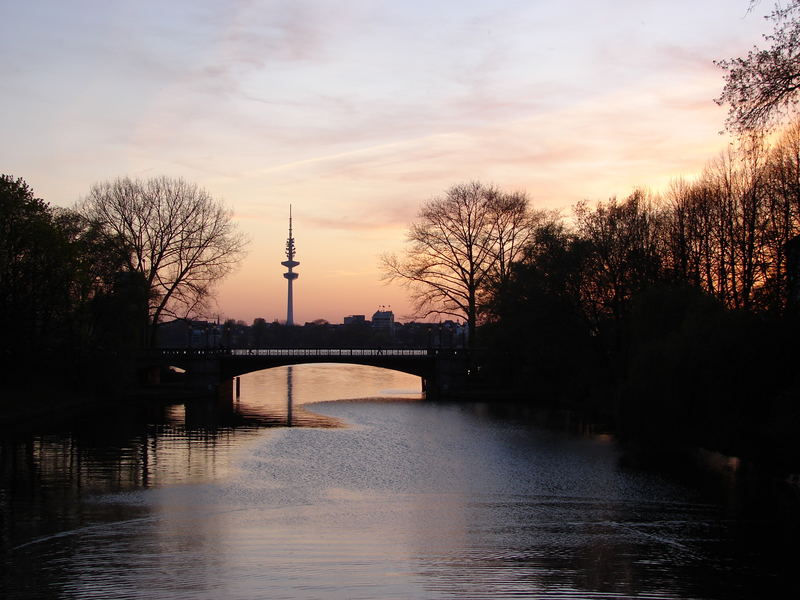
[1,364,797,599]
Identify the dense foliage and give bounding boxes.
[0,176,148,401]
[481,129,800,468]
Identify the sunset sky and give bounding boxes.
[1,1,773,324]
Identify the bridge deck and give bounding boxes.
[232,348,430,357]
[155,347,436,358]
[144,348,468,395]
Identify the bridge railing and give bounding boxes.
[230,348,431,357]
[149,347,458,359]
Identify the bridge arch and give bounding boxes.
[223,355,432,380]
[147,348,468,397]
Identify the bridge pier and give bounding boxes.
[423,350,470,399]
[145,365,161,386]
[218,376,233,401]
[181,356,228,397]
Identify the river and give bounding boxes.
[1,364,797,599]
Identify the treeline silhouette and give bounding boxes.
[0,175,148,400]
[482,126,800,470]
[4,118,800,470]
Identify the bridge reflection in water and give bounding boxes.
[229,363,422,430]
[286,365,293,426]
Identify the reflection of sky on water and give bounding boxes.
[2,364,796,599]
[245,362,423,405]
[234,363,422,428]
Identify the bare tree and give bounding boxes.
[381,181,534,343]
[716,1,800,134]
[663,177,721,294]
[485,188,534,291]
[762,119,800,307]
[661,129,800,313]
[573,190,664,323]
[81,176,248,346]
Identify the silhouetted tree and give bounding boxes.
[663,133,800,313]
[716,1,800,133]
[381,181,535,343]
[0,175,142,392]
[81,176,248,346]
[78,270,150,387]
[573,190,665,323]
[483,218,607,407]
[0,175,71,363]
[759,120,800,310]
[662,178,719,291]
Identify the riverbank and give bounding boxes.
[0,378,212,431]
[0,383,101,430]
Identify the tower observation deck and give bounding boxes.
[281,206,299,326]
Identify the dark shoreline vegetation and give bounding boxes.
[3,120,800,488]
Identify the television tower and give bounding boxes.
[281,205,299,326]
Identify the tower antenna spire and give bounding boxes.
[281,205,299,326]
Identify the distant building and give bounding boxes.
[343,314,366,325]
[371,309,395,336]
[437,320,467,347]
[157,319,222,348]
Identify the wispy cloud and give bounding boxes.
[0,0,777,322]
